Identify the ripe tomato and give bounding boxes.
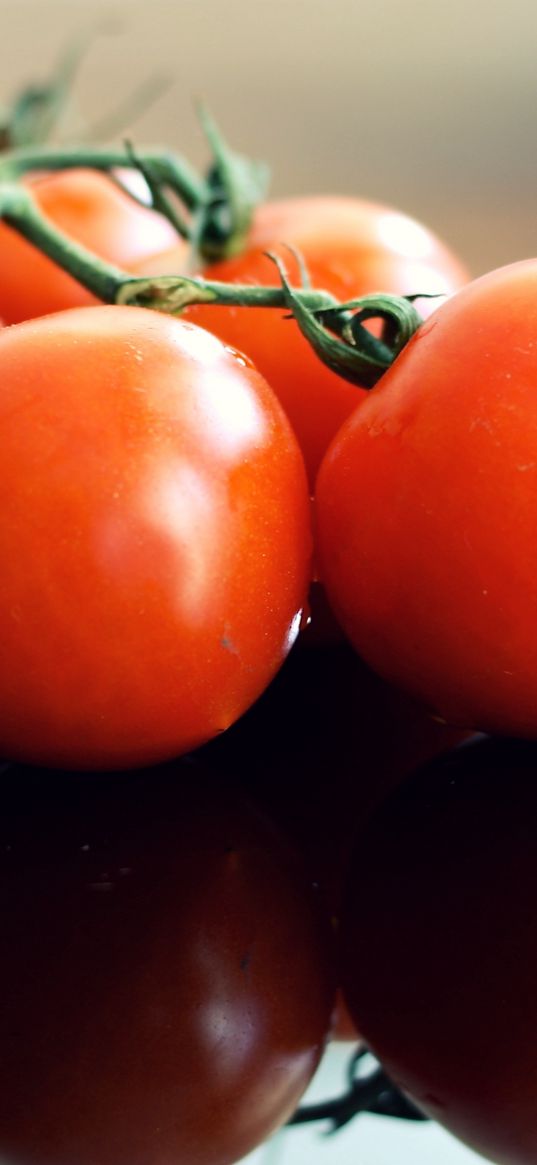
[0,168,179,324]
[339,735,537,1164]
[136,195,469,487]
[316,258,537,737]
[0,305,311,770]
[0,758,335,1165]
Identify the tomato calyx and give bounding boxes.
[268,250,424,387]
[288,1046,428,1131]
[193,103,271,260]
[121,111,270,262]
[1,107,270,263]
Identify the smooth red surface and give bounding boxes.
[0,305,311,769]
[316,259,537,737]
[340,736,537,1164]
[0,761,335,1165]
[0,168,179,323]
[137,195,469,487]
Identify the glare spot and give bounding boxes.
[378,212,435,260]
[142,462,225,623]
[172,321,224,365]
[284,609,303,653]
[199,998,262,1080]
[199,370,267,458]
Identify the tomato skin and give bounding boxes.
[339,735,537,1164]
[0,759,335,1165]
[0,305,311,770]
[0,169,179,324]
[136,196,469,488]
[316,259,537,737]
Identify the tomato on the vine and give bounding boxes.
[339,735,537,1164]
[0,168,179,324]
[0,304,311,770]
[136,195,469,487]
[0,758,335,1165]
[316,258,537,737]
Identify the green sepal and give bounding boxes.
[268,252,423,388]
[194,103,270,261]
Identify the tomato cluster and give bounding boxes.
[2,75,537,1165]
[136,193,468,488]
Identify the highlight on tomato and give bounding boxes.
[316,258,537,738]
[0,304,311,770]
[0,757,336,1165]
[339,734,537,1164]
[137,194,469,487]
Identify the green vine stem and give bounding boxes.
[0,180,422,388]
[0,183,127,301]
[0,144,206,229]
[0,106,270,262]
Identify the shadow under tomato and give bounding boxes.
[201,639,470,918]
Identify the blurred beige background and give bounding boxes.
[1,0,536,277]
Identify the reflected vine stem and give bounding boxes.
[287,1046,428,1132]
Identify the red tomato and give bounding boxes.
[316,259,537,738]
[0,168,180,324]
[0,305,311,770]
[136,196,469,487]
[339,735,537,1164]
[0,758,335,1165]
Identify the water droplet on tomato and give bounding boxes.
[224,345,256,370]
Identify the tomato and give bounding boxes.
[339,734,537,1163]
[0,757,335,1165]
[0,168,179,324]
[0,305,311,770]
[136,195,469,488]
[202,639,470,1047]
[316,259,537,737]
